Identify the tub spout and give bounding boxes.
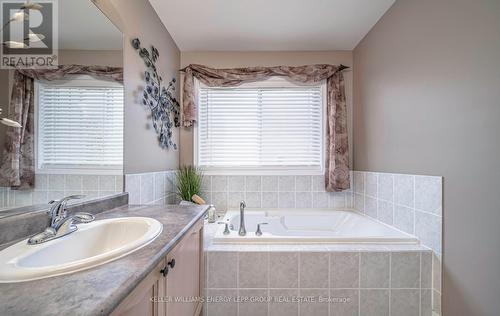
[239,200,246,236]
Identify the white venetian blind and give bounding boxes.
[197,83,323,171]
[38,81,124,169]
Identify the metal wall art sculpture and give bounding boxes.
[131,38,180,149]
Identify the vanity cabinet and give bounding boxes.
[112,219,204,316]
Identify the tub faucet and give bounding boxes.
[238,200,246,236]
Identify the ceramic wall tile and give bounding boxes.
[98,175,116,192]
[394,205,415,234]
[228,176,245,192]
[245,176,261,192]
[262,192,278,208]
[295,176,312,191]
[269,252,299,288]
[415,176,442,215]
[312,192,329,208]
[279,176,296,192]
[360,252,390,288]
[391,252,420,288]
[48,174,65,191]
[312,175,326,192]
[365,172,378,198]
[212,176,227,192]
[377,173,393,202]
[262,176,278,192]
[331,252,359,288]
[245,192,261,208]
[238,252,268,288]
[299,252,329,288]
[377,200,394,225]
[296,192,312,208]
[278,192,295,208]
[299,289,329,316]
[360,290,389,316]
[391,289,420,316]
[394,174,414,208]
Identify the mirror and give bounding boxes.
[0,0,123,217]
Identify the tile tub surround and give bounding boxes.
[351,171,442,253]
[204,248,433,316]
[199,174,354,213]
[351,170,443,315]
[203,222,434,316]
[125,170,178,205]
[0,173,124,211]
[0,203,209,316]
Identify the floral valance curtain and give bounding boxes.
[182,64,350,191]
[17,64,123,83]
[0,65,123,189]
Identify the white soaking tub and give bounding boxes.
[213,209,418,244]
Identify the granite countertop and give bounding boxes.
[0,203,208,316]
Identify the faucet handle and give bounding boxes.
[60,195,86,203]
[48,195,86,226]
[49,195,86,210]
[255,222,268,236]
[72,212,95,224]
[217,221,231,235]
[240,200,246,210]
[49,195,86,204]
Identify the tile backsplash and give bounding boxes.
[352,170,442,315]
[199,174,353,212]
[125,170,177,205]
[0,174,123,210]
[352,171,442,255]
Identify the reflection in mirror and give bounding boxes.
[0,0,123,215]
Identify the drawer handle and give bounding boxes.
[168,258,176,269]
[160,266,168,277]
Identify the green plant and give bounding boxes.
[176,166,203,202]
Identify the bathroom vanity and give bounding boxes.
[112,217,204,316]
[0,198,208,316]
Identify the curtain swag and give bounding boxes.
[0,65,123,189]
[17,64,123,83]
[181,64,350,191]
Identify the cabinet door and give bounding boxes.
[111,259,166,316]
[165,221,203,316]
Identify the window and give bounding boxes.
[36,76,123,173]
[195,78,325,174]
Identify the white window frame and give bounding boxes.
[34,75,124,175]
[193,77,327,175]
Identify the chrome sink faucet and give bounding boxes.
[27,195,95,245]
[238,200,246,236]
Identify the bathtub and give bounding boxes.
[213,209,418,244]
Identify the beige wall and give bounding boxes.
[353,0,500,315]
[180,51,353,166]
[96,0,180,174]
[58,49,123,67]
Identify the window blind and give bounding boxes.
[197,85,323,171]
[38,83,124,169]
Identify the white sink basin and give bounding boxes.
[0,217,162,283]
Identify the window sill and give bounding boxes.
[35,168,123,175]
[198,168,324,176]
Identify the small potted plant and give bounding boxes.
[175,166,204,203]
